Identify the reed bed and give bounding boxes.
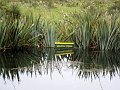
[0,0,120,51]
[0,15,45,51]
[0,4,46,51]
[62,11,120,50]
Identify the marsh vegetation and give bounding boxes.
[0,1,120,90]
[0,0,120,52]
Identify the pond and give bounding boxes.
[0,48,120,90]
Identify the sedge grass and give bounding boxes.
[63,11,120,51]
[0,0,120,51]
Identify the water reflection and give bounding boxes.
[0,48,120,82]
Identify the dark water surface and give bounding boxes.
[0,48,120,90]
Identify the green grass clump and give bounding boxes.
[0,0,120,51]
[96,14,120,50]
[0,5,45,51]
[63,11,120,50]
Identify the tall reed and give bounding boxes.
[0,4,45,51]
[65,11,120,50]
[96,14,120,50]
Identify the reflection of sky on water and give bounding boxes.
[0,68,120,90]
[0,49,120,90]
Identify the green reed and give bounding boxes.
[96,14,120,50]
[0,1,120,51]
[64,11,120,50]
[0,6,45,50]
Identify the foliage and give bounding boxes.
[0,10,45,50]
[62,11,120,50]
[0,0,120,51]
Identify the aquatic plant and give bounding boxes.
[43,23,57,47]
[96,14,120,50]
[0,12,45,51]
[65,11,120,50]
[0,0,120,51]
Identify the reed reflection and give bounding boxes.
[71,50,120,80]
[0,48,120,82]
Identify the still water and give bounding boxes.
[0,48,120,90]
